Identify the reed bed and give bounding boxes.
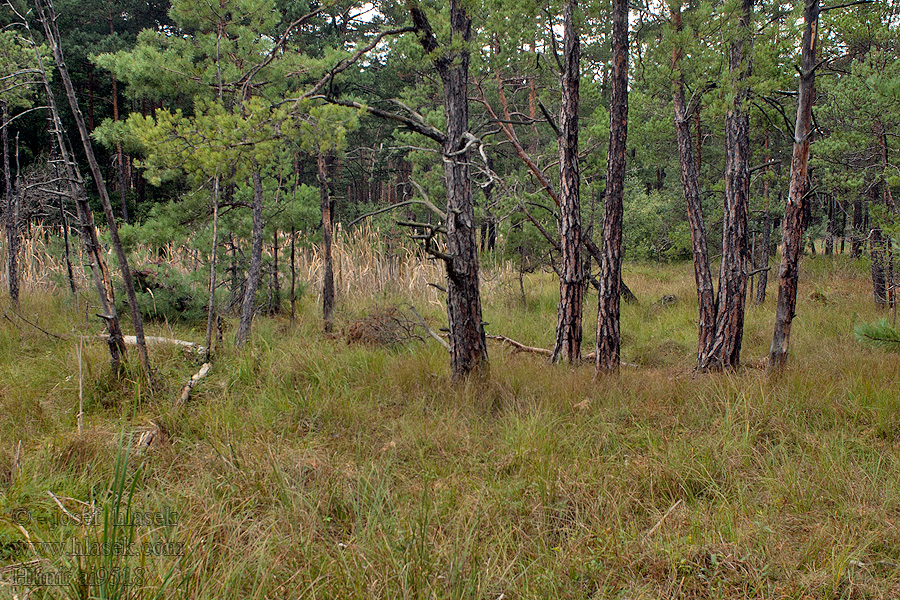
[0,223,521,310]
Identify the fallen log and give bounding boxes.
[99,334,206,354]
[486,334,553,356]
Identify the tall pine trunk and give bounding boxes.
[235,169,265,347]
[596,0,629,372]
[272,229,281,314]
[317,152,335,333]
[701,0,753,371]
[769,0,820,372]
[409,0,488,377]
[552,0,583,364]
[671,3,715,365]
[871,224,888,307]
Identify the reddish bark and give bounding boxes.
[769,0,820,372]
[700,0,754,371]
[552,0,583,364]
[596,0,629,372]
[671,3,715,364]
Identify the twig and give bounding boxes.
[5,308,65,339]
[46,490,82,524]
[348,199,446,228]
[12,441,20,482]
[407,305,450,352]
[643,498,683,542]
[76,337,83,435]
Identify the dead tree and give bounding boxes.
[35,0,153,383]
[2,99,17,307]
[204,175,220,359]
[12,4,126,370]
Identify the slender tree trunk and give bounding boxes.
[409,0,488,378]
[769,0,819,372]
[701,0,753,370]
[108,8,128,223]
[840,201,846,254]
[59,192,76,295]
[755,132,772,304]
[871,225,888,307]
[596,0,629,372]
[852,196,863,257]
[232,232,241,308]
[37,0,154,383]
[317,152,334,333]
[235,168,265,347]
[28,7,125,370]
[671,3,715,364]
[756,210,771,304]
[824,194,834,255]
[2,101,18,308]
[552,0,583,364]
[37,60,124,368]
[876,120,898,309]
[272,228,281,314]
[290,227,296,322]
[204,176,220,359]
[481,156,497,253]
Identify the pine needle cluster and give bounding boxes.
[854,318,900,351]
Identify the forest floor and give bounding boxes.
[1,254,899,599]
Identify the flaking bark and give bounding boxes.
[408,0,488,378]
[769,0,820,372]
[552,0,583,364]
[596,0,629,372]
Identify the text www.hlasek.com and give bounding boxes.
[35,539,185,557]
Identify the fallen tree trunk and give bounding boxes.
[486,334,553,356]
[99,334,206,354]
[177,362,211,406]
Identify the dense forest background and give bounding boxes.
[0,0,897,374]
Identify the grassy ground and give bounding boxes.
[1,253,899,599]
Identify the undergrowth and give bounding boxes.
[1,253,898,599]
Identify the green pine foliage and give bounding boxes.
[854,318,900,351]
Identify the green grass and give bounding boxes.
[2,255,900,599]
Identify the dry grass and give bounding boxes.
[0,241,898,599]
